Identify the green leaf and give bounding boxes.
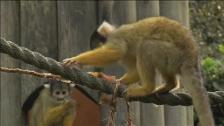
[218,44,224,54]
[201,57,219,75]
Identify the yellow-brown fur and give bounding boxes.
[29,84,75,126]
[63,17,214,126]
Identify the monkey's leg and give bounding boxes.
[88,72,116,83]
[88,69,139,85]
[63,46,125,67]
[118,69,139,85]
[152,75,178,94]
[126,54,156,97]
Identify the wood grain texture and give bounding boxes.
[58,1,97,59]
[57,1,100,126]
[136,1,165,126]
[0,1,21,126]
[160,1,193,126]
[160,0,190,28]
[98,1,137,126]
[0,1,193,125]
[57,0,100,100]
[137,1,160,19]
[20,0,58,110]
[97,1,115,125]
[140,72,165,126]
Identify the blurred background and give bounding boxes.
[0,1,223,126]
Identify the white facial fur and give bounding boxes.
[70,83,76,88]
[44,84,50,88]
[97,21,115,37]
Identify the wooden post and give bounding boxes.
[160,1,193,126]
[98,1,137,125]
[137,1,166,126]
[57,1,100,126]
[111,2,137,125]
[0,1,21,125]
[0,1,194,126]
[137,1,160,19]
[20,1,58,106]
[97,2,115,125]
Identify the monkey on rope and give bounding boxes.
[63,16,214,126]
[22,80,76,126]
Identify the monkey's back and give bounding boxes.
[110,17,199,74]
[114,17,198,65]
[107,17,214,126]
[120,17,196,50]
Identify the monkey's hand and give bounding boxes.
[44,100,76,126]
[62,57,83,69]
[63,99,75,109]
[63,57,78,66]
[63,100,76,115]
[88,72,117,84]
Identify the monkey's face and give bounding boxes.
[52,86,70,101]
[46,80,73,101]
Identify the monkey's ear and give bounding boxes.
[97,21,115,37]
[90,29,106,49]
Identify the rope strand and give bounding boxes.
[1,37,224,107]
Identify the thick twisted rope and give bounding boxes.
[1,37,224,108]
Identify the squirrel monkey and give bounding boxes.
[63,17,214,126]
[22,80,76,126]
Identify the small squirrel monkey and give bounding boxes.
[22,80,76,126]
[63,17,214,126]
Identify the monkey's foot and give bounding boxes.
[88,72,116,83]
[151,84,176,95]
[152,88,170,95]
[124,85,153,98]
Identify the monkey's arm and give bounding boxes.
[63,113,75,126]
[88,70,139,85]
[63,45,126,67]
[63,101,76,126]
[118,69,139,85]
[44,101,73,126]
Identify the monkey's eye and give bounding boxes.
[62,91,67,95]
[55,91,60,95]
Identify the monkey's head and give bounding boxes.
[90,21,116,49]
[44,80,75,101]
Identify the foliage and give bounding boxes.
[202,57,222,77]
[190,1,224,125]
[218,44,224,54]
[201,57,224,90]
[190,1,224,91]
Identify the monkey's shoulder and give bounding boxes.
[22,85,45,114]
[112,16,189,40]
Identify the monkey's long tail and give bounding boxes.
[181,63,215,126]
